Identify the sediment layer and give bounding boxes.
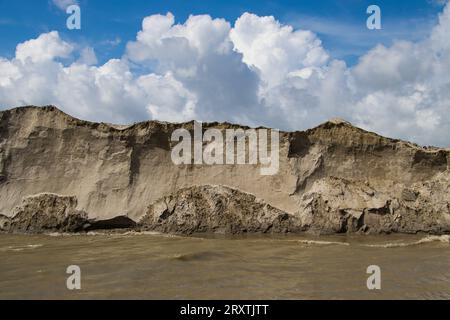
[1,106,449,235]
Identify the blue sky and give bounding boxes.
[0,0,446,65]
[1,0,450,146]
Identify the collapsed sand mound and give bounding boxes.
[299,175,450,234]
[1,193,136,234]
[8,193,88,233]
[139,185,303,234]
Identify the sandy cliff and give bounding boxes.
[1,106,449,234]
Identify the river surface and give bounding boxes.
[0,232,449,300]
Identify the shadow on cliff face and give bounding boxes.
[412,150,448,168]
[288,132,312,158]
[85,216,137,231]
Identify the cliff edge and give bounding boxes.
[1,106,449,235]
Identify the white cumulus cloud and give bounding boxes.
[230,12,329,88]
[1,5,450,146]
[15,31,73,63]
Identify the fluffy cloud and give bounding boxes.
[1,5,450,146]
[77,47,98,66]
[0,31,195,124]
[230,12,329,88]
[126,13,262,125]
[15,31,73,63]
[350,4,450,146]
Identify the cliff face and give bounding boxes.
[1,106,449,234]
